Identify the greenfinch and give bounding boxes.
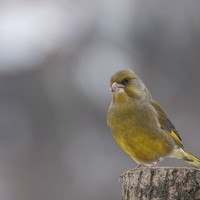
[107,69,200,168]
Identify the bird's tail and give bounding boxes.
[170,147,200,168]
[184,151,200,168]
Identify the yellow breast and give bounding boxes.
[108,102,175,164]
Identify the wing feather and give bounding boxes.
[150,101,183,148]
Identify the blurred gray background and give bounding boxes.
[0,1,200,200]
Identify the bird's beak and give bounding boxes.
[110,82,124,94]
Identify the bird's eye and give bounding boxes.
[122,78,130,85]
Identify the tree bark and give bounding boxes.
[121,167,200,200]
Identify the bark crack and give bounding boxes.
[121,168,200,200]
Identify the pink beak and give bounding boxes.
[110,82,124,93]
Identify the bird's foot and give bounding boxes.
[154,159,160,167]
[151,158,160,168]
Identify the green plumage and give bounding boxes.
[107,69,200,168]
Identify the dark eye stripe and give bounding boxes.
[122,78,130,85]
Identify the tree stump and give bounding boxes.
[121,167,200,200]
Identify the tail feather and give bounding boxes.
[170,147,200,168]
[184,151,200,169]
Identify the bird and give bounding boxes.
[107,69,200,169]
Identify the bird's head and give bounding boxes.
[110,69,151,102]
